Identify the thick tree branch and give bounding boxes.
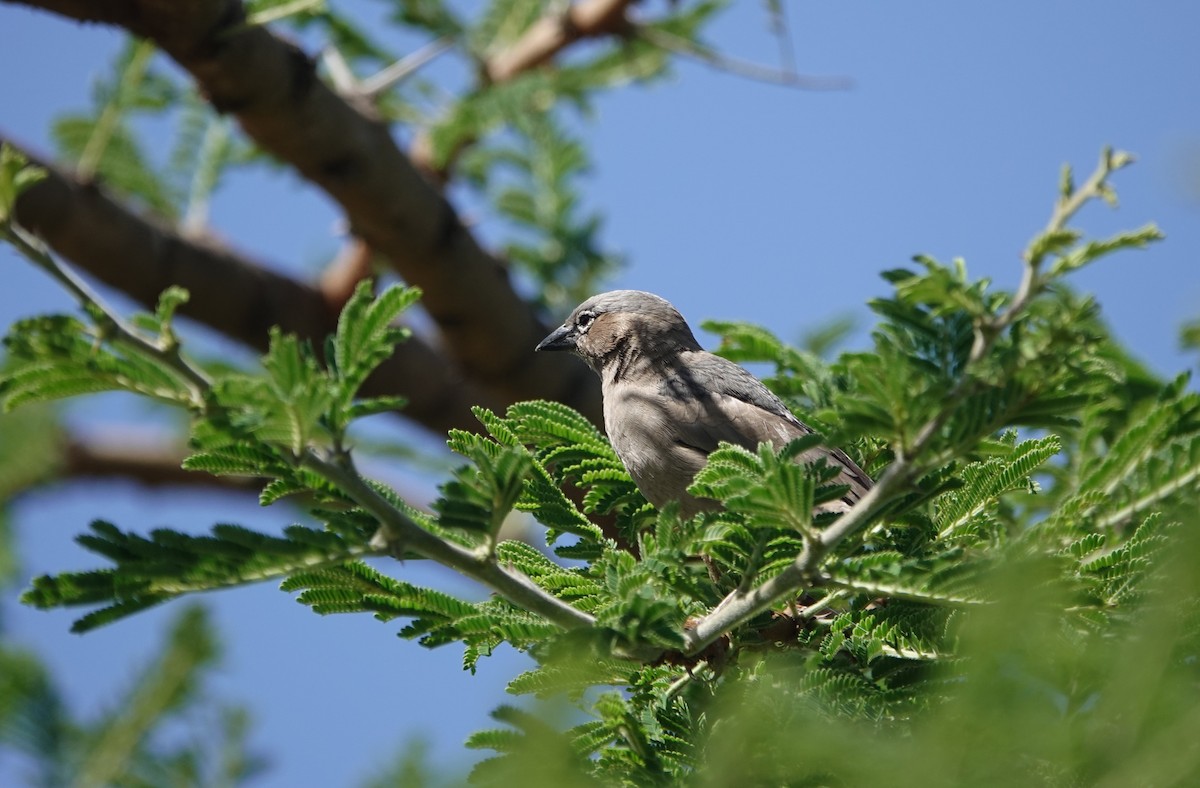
[6,147,492,434]
[5,0,601,426]
[58,432,442,512]
[317,238,375,313]
[62,434,261,490]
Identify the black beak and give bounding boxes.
[535,323,576,352]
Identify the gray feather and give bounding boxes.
[536,290,873,517]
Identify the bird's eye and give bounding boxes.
[576,311,596,331]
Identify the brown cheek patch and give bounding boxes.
[582,312,626,357]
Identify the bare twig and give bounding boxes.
[244,0,324,28]
[322,36,455,99]
[663,662,713,703]
[320,44,359,94]
[56,428,441,513]
[794,589,847,621]
[360,36,455,99]
[637,26,853,91]
[767,0,798,77]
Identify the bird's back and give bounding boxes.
[604,348,872,517]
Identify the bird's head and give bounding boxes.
[535,290,701,372]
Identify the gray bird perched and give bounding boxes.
[535,290,873,518]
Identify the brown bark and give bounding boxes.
[60,432,438,509]
[318,238,375,314]
[410,0,636,180]
[62,434,260,490]
[8,150,492,435]
[484,0,636,83]
[5,0,602,427]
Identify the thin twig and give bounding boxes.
[770,0,798,77]
[360,36,455,99]
[306,451,595,630]
[320,45,359,94]
[795,589,847,621]
[244,0,325,28]
[663,663,712,703]
[2,224,212,401]
[637,26,852,91]
[77,40,155,181]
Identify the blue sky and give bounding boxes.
[2,2,1199,785]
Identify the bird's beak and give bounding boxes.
[535,323,576,352]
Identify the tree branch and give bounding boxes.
[5,226,597,633]
[6,0,602,426]
[483,0,635,83]
[308,451,596,631]
[57,430,444,515]
[408,0,636,183]
[317,238,375,313]
[358,36,455,99]
[62,433,259,490]
[6,146,632,546]
[5,146,495,434]
[635,25,853,91]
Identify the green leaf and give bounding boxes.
[1047,223,1164,278]
[332,282,420,398]
[935,436,1061,539]
[437,431,535,536]
[1,315,197,410]
[0,143,47,222]
[21,519,369,630]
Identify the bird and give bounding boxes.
[535,290,872,518]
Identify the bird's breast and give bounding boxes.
[603,382,711,514]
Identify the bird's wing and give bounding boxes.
[664,351,873,505]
